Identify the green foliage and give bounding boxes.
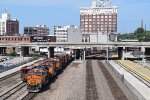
[7,51,17,56]
[118,27,150,42]
[31,55,39,60]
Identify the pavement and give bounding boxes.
[118,60,150,80]
[0,58,43,79]
[109,60,150,100]
[0,57,31,65]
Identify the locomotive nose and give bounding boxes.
[27,75,42,85]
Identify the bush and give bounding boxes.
[31,55,39,60]
[7,51,17,56]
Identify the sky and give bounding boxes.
[0,0,150,34]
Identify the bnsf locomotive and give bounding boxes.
[21,53,73,92]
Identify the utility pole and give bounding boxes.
[97,27,99,43]
[107,26,109,62]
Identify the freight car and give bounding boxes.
[26,53,72,92]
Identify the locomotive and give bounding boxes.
[22,53,73,92]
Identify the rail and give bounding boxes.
[0,81,26,100]
[115,60,150,88]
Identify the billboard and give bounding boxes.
[30,36,56,42]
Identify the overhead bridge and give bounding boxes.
[0,42,150,60]
[0,42,150,47]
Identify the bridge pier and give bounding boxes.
[82,49,86,60]
[0,47,6,55]
[20,47,29,57]
[48,47,54,58]
[140,47,145,53]
[118,47,125,60]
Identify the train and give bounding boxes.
[21,53,73,92]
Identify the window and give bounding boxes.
[109,19,112,21]
[93,16,96,18]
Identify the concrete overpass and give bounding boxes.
[0,42,150,47]
[0,42,150,60]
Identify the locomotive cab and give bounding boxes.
[27,68,48,92]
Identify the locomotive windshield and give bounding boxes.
[28,72,34,75]
[35,72,42,76]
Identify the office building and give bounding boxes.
[54,25,82,42]
[54,25,69,42]
[0,8,19,36]
[24,25,49,36]
[80,0,118,42]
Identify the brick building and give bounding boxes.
[0,36,56,54]
[24,25,49,36]
[6,20,19,36]
[0,8,19,36]
[80,0,118,42]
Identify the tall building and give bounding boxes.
[24,25,49,36]
[80,0,118,42]
[54,25,69,42]
[0,8,19,36]
[54,25,81,42]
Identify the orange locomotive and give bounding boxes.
[26,53,72,92]
[21,60,47,81]
[27,67,49,92]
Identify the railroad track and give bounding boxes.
[0,71,21,94]
[115,61,150,88]
[86,60,99,100]
[0,71,20,82]
[97,60,128,100]
[21,92,37,100]
[0,81,27,100]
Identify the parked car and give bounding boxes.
[7,56,14,60]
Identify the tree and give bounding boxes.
[117,27,150,42]
[7,51,17,56]
[134,27,144,34]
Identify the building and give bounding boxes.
[24,25,49,36]
[54,25,69,42]
[68,26,82,43]
[0,35,56,54]
[0,8,19,36]
[80,0,118,42]
[54,25,82,42]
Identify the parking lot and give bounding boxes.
[0,56,32,73]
